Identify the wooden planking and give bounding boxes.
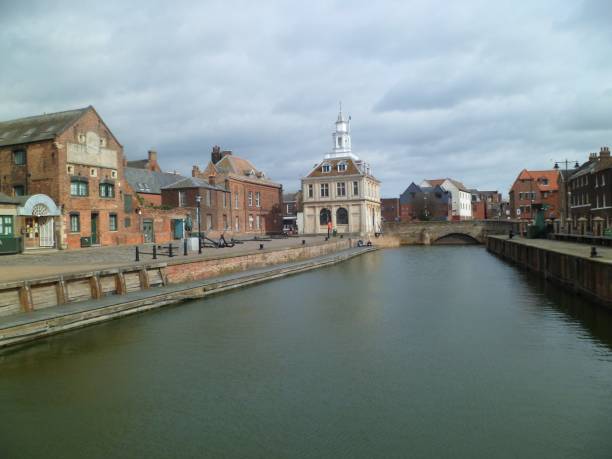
[31,284,58,310]
[124,272,142,293]
[0,288,21,317]
[100,275,118,296]
[66,279,92,303]
[147,269,164,287]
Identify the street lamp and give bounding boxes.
[553,158,580,229]
[195,194,202,254]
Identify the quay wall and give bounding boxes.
[0,239,352,318]
[486,236,612,308]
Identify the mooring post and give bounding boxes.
[169,243,174,257]
[259,243,264,250]
[153,245,157,259]
[184,239,188,256]
[135,246,140,262]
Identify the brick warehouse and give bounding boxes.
[191,146,283,235]
[0,106,143,249]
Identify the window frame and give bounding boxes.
[0,215,14,236]
[70,179,88,197]
[320,183,329,197]
[109,213,118,231]
[99,182,115,198]
[69,213,80,233]
[13,149,26,165]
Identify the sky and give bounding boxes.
[1,0,612,197]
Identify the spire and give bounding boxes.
[325,105,358,160]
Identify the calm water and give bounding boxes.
[1,247,612,459]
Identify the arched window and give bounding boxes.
[320,208,331,225]
[336,207,348,225]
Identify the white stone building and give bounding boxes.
[301,111,381,236]
[421,178,473,220]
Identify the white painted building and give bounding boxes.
[301,111,381,236]
[421,178,473,220]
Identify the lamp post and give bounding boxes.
[554,159,580,229]
[195,194,202,254]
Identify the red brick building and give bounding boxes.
[0,106,143,249]
[381,198,400,222]
[509,169,561,220]
[191,146,283,234]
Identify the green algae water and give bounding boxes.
[1,246,612,459]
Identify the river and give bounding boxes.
[1,246,612,458]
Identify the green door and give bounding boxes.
[91,213,99,245]
[172,219,184,239]
[143,220,154,243]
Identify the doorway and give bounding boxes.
[91,213,99,245]
[143,219,154,243]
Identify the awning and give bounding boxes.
[17,194,61,217]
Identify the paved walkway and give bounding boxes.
[0,246,374,332]
[0,236,329,282]
[489,235,612,263]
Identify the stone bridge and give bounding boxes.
[379,220,516,246]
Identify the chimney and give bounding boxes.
[148,149,157,162]
[192,165,200,177]
[211,145,222,164]
[600,146,611,158]
[221,150,232,159]
[589,152,598,161]
[208,175,215,185]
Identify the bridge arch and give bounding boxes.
[432,232,480,245]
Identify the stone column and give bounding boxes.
[578,217,588,235]
[566,218,573,234]
[593,217,604,236]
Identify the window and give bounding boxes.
[13,150,26,165]
[308,184,314,198]
[70,179,88,196]
[124,194,133,212]
[70,214,80,233]
[322,163,331,173]
[256,215,260,229]
[111,170,118,179]
[235,216,240,231]
[248,191,253,206]
[248,214,254,229]
[0,215,14,236]
[337,162,347,172]
[336,182,346,197]
[13,185,25,196]
[206,190,211,207]
[336,207,349,225]
[319,208,331,225]
[223,193,227,208]
[353,181,359,196]
[109,214,118,231]
[178,190,186,207]
[235,192,239,209]
[124,217,131,228]
[90,168,97,177]
[256,192,261,207]
[223,214,229,230]
[99,182,115,198]
[320,183,329,197]
[206,214,213,230]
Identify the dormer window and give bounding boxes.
[322,163,331,173]
[337,162,347,172]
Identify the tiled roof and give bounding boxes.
[124,167,186,194]
[0,107,90,147]
[161,176,227,191]
[515,169,560,191]
[211,155,281,187]
[307,158,362,178]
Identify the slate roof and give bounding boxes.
[0,107,90,147]
[124,167,186,194]
[424,178,469,192]
[161,176,227,191]
[282,192,298,202]
[126,159,149,169]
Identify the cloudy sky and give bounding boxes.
[1,0,611,196]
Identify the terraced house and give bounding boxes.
[0,106,141,250]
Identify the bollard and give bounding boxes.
[509,230,514,239]
[168,243,174,257]
[153,245,157,259]
[591,246,598,258]
[184,239,188,256]
[135,246,140,262]
[302,239,306,245]
[259,243,264,250]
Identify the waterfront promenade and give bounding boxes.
[0,236,325,282]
